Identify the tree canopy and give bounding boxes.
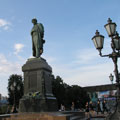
[7,74,23,107]
[52,75,90,110]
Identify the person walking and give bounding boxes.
[89,101,95,116]
[60,104,65,111]
[97,100,102,115]
[102,100,108,114]
[85,102,90,118]
[71,102,75,111]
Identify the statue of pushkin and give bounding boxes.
[31,18,45,58]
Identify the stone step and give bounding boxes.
[61,111,85,117]
[0,112,85,120]
[70,116,84,120]
[4,117,48,120]
[1,113,68,120]
[61,111,85,120]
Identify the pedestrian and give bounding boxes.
[97,100,102,115]
[11,105,17,113]
[102,100,108,114]
[85,102,90,118]
[71,102,75,111]
[60,104,65,111]
[89,101,94,116]
[75,100,80,111]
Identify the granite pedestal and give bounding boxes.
[19,57,58,112]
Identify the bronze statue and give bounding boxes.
[31,18,45,58]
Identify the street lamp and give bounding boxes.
[104,18,117,37]
[10,81,20,113]
[92,30,104,55]
[109,73,114,84]
[113,32,120,50]
[10,82,16,113]
[92,18,120,120]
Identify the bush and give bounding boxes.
[0,105,12,114]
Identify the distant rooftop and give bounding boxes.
[83,84,116,92]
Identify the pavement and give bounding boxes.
[85,111,108,120]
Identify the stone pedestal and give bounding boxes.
[19,57,58,112]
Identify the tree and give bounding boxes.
[52,75,90,110]
[71,85,90,109]
[8,74,23,107]
[52,75,66,108]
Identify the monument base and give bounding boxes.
[19,97,58,112]
[19,57,58,112]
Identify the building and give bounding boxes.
[83,84,117,110]
[83,84,116,101]
[0,94,1,101]
[0,95,8,106]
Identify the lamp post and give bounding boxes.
[10,81,20,113]
[109,73,114,84]
[92,18,120,120]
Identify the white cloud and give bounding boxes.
[3,26,9,30]
[0,19,8,26]
[74,48,98,64]
[0,19,10,30]
[14,43,24,55]
[46,48,114,87]
[51,61,113,87]
[0,54,22,75]
[42,55,56,63]
[0,53,23,96]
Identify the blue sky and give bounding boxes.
[0,0,120,96]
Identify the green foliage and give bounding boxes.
[52,76,66,108]
[52,75,90,110]
[0,105,8,114]
[8,74,24,107]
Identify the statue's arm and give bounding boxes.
[31,27,36,36]
[31,28,34,36]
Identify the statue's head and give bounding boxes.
[32,18,37,25]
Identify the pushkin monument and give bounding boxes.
[19,18,58,112]
[31,18,45,58]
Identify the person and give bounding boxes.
[102,100,108,114]
[76,100,81,111]
[89,101,94,116]
[85,102,89,118]
[97,100,102,115]
[11,106,17,113]
[71,102,75,111]
[60,104,65,111]
[31,18,45,58]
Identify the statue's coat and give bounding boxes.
[31,23,44,57]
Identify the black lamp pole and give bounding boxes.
[10,81,18,113]
[92,18,120,120]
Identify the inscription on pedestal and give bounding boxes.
[29,72,37,92]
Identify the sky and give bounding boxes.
[0,0,120,96]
